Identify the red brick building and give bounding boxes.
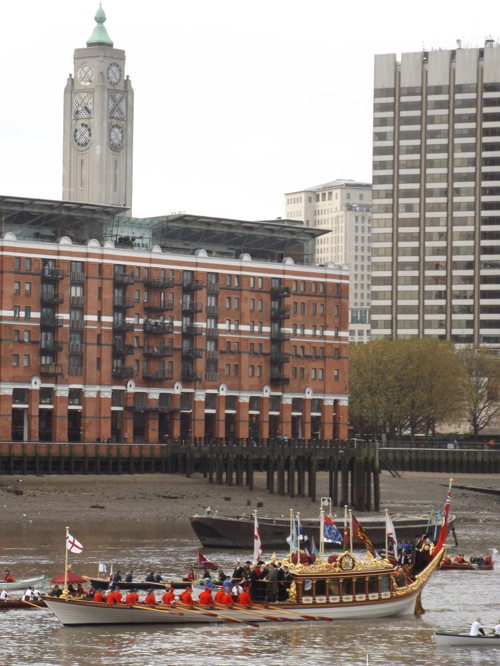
[0,200,349,443]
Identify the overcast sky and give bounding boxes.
[1,1,498,221]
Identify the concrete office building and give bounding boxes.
[372,42,500,346]
[285,179,372,344]
[0,8,350,443]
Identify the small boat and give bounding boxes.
[190,513,456,549]
[43,549,443,626]
[435,632,500,646]
[0,576,47,591]
[440,559,494,571]
[0,597,46,610]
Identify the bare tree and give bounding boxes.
[459,348,500,435]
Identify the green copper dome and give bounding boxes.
[87,5,113,47]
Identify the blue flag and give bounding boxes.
[323,515,343,545]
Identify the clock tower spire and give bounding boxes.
[62,5,134,210]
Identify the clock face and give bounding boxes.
[107,62,122,86]
[74,123,92,148]
[108,92,126,119]
[78,64,94,86]
[109,124,124,151]
[73,91,94,119]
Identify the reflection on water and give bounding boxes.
[1,519,499,666]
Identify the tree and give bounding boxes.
[349,339,465,437]
[459,348,500,435]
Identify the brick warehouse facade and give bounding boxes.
[0,199,349,444]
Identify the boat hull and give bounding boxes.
[0,576,47,591]
[440,563,493,571]
[0,598,46,610]
[44,592,420,626]
[190,514,454,549]
[435,632,500,646]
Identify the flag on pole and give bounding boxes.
[351,514,378,557]
[385,512,398,558]
[253,513,262,563]
[197,551,217,570]
[286,514,298,552]
[296,515,312,555]
[66,533,84,554]
[323,515,343,545]
[98,561,107,574]
[433,480,452,557]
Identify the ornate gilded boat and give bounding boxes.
[43,549,443,626]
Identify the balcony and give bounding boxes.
[68,366,83,376]
[206,349,219,360]
[112,367,134,379]
[69,342,84,354]
[41,292,64,305]
[41,267,64,281]
[144,277,175,289]
[270,330,291,341]
[270,352,291,363]
[182,369,201,382]
[181,301,202,314]
[182,324,202,336]
[113,272,135,286]
[40,363,63,376]
[205,372,219,381]
[270,375,290,385]
[70,271,85,283]
[207,282,220,293]
[182,280,203,291]
[206,305,219,316]
[113,320,135,332]
[40,340,63,353]
[271,286,291,298]
[182,347,202,359]
[70,295,85,307]
[113,342,135,356]
[271,307,291,321]
[143,344,174,357]
[144,319,173,334]
[144,300,174,313]
[69,318,84,330]
[143,370,173,382]
[40,315,63,328]
[113,297,134,309]
[206,327,219,337]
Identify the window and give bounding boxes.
[23,354,30,367]
[234,364,239,376]
[12,330,19,342]
[311,368,317,379]
[250,299,255,311]
[25,282,31,295]
[333,369,340,381]
[234,297,240,309]
[12,354,19,367]
[234,320,239,331]
[14,257,20,271]
[13,281,20,294]
[249,277,255,288]
[258,299,263,311]
[134,290,140,302]
[234,276,240,287]
[249,365,254,377]
[23,330,30,342]
[24,306,31,319]
[225,364,231,376]
[13,306,20,318]
[226,297,231,308]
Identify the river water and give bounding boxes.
[1,518,499,666]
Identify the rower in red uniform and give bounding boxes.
[106,592,116,605]
[144,589,156,606]
[3,571,14,583]
[161,588,176,605]
[237,587,252,606]
[179,587,194,606]
[94,590,105,603]
[221,591,234,606]
[215,587,226,604]
[198,587,214,605]
[112,588,123,604]
[125,589,139,605]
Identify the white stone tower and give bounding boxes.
[62,5,133,209]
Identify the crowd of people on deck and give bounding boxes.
[395,534,435,573]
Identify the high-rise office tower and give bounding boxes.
[371,42,500,347]
[285,179,372,344]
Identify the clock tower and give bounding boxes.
[63,6,133,209]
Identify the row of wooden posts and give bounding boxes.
[0,439,380,511]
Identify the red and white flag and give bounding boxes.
[385,512,398,558]
[66,533,84,554]
[253,513,262,563]
[433,480,452,557]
